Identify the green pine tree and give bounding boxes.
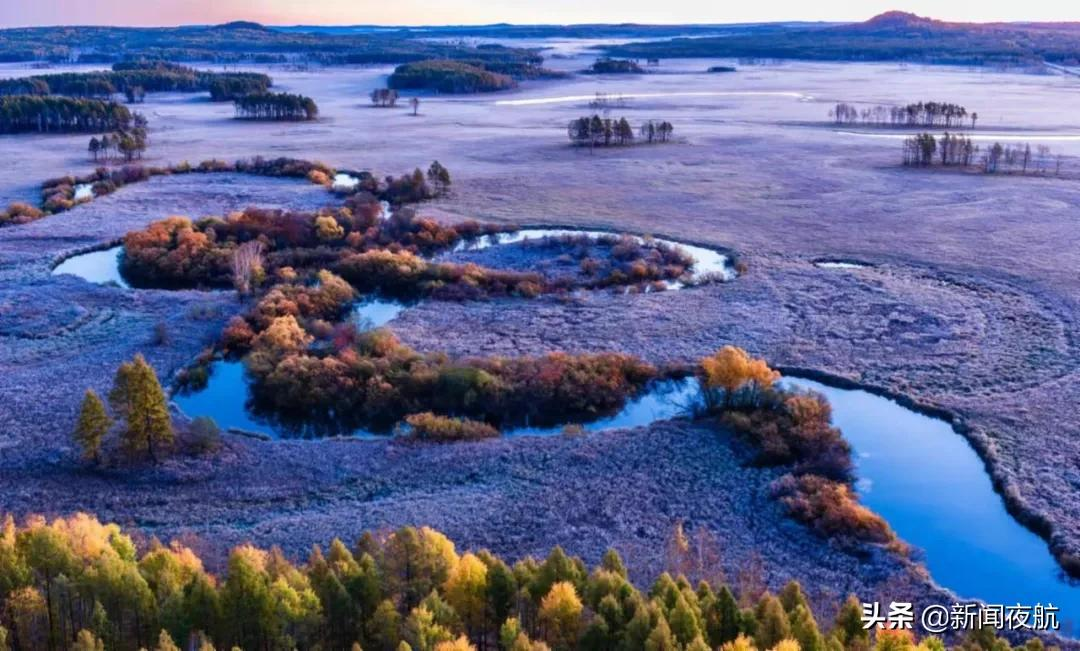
[109,354,173,462]
[74,389,111,464]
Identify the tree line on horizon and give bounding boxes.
[831,102,976,129]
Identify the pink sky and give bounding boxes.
[1,0,1078,27]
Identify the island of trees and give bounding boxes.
[1,507,1032,651]
[901,133,1064,175]
[388,60,517,94]
[0,96,135,134]
[234,92,319,121]
[87,129,149,163]
[830,102,976,128]
[585,58,645,74]
[568,116,674,148]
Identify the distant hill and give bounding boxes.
[604,12,1080,65]
[0,23,544,66]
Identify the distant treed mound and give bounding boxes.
[234,92,318,121]
[0,24,544,66]
[586,58,645,74]
[0,61,271,101]
[388,60,518,94]
[605,11,1080,65]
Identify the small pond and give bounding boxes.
[52,246,129,288]
[814,260,870,270]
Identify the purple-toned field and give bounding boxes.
[2,53,1080,636]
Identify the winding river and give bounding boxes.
[50,231,1079,624]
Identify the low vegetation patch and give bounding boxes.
[696,346,894,547]
[772,474,896,545]
[403,412,500,441]
[8,156,441,227]
[230,310,656,433]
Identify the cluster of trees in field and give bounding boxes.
[234,92,319,121]
[586,58,645,74]
[0,62,271,102]
[388,60,517,94]
[3,509,1029,651]
[0,96,135,134]
[72,354,209,466]
[88,124,149,163]
[371,88,401,107]
[568,116,674,148]
[829,102,976,129]
[901,133,1065,175]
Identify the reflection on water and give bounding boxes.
[352,296,405,329]
[785,377,1079,626]
[52,246,129,288]
[505,377,700,436]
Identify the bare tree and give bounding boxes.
[232,240,265,295]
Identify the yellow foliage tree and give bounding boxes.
[443,553,488,637]
[252,315,313,353]
[315,215,345,241]
[434,637,476,651]
[539,581,583,651]
[722,634,759,651]
[701,346,779,409]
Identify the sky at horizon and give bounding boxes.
[1,0,1078,28]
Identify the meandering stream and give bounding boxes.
[50,230,1079,624]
